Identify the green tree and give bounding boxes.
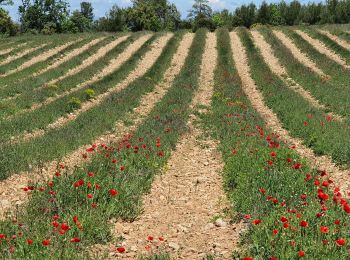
[233,3,256,27]
[0,0,13,5]
[257,1,271,24]
[188,0,212,19]
[80,1,93,22]
[0,8,18,35]
[19,0,69,33]
[70,10,90,32]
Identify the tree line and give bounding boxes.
[1,0,350,36]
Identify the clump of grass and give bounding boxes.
[84,88,96,100]
[67,97,81,112]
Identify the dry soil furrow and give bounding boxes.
[8,34,171,145]
[3,35,145,121]
[47,35,130,86]
[0,43,28,56]
[0,43,47,66]
[33,37,106,77]
[91,33,242,260]
[230,31,350,196]
[251,31,343,121]
[273,30,326,76]
[1,40,80,77]
[0,33,188,221]
[295,30,350,69]
[318,29,350,51]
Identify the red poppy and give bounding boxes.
[116,247,126,253]
[147,235,154,241]
[92,203,97,208]
[298,250,305,257]
[320,226,329,233]
[88,172,94,177]
[252,219,262,225]
[87,194,93,199]
[259,188,266,194]
[243,258,253,260]
[42,240,50,246]
[335,239,346,246]
[244,214,251,219]
[322,240,328,245]
[120,165,125,171]
[109,189,119,196]
[52,221,59,228]
[292,163,302,170]
[283,223,289,229]
[280,216,288,223]
[335,219,340,225]
[159,236,165,241]
[61,223,70,231]
[272,229,278,235]
[270,257,278,260]
[267,160,273,166]
[70,237,80,243]
[26,239,33,245]
[300,220,308,228]
[270,152,277,158]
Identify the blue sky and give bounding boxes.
[3,0,317,22]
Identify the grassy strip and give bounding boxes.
[259,28,350,119]
[0,34,101,89]
[303,27,350,63]
[0,34,116,117]
[0,41,36,61]
[0,29,206,259]
[0,35,73,74]
[283,28,350,90]
[201,28,350,260]
[0,34,159,176]
[0,34,152,144]
[238,28,350,167]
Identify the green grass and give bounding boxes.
[282,27,350,92]
[0,29,206,259]
[200,27,350,260]
[259,27,350,119]
[0,34,154,146]
[239,28,350,167]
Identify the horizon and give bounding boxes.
[3,0,322,22]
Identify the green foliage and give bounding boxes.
[84,88,95,100]
[19,0,69,33]
[0,7,17,36]
[67,97,81,112]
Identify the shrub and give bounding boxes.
[67,97,81,112]
[84,88,96,100]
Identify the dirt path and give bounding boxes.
[0,33,191,221]
[3,35,146,121]
[272,30,326,77]
[251,30,343,121]
[318,29,350,52]
[230,31,350,195]
[91,33,242,260]
[33,37,106,77]
[8,34,172,145]
[47,35,130,85]
[0,43,47,66]
[295,30,350,69]
[1,40,80,77]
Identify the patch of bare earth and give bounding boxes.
[0,43,47,67]
[90,33,243,260]
[295,30,350,69]
[33,37,106,77]
[318,29,350,52]
[273,30,326,77]
[1,40,81,77]
[8,34,171,145]
[230,31,350,196]
[0,33,180,220]
[251,30,343,122]
[46,35,130,86]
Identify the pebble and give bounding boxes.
[169,242,180,250]
[215,218,227,227]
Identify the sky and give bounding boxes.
[3,0,318,22]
